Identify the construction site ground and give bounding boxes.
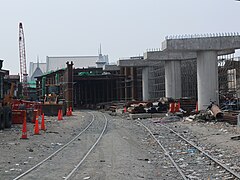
[0,110,240,179]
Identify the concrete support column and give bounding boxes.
[165,60,182,99]
[124,67,128,101]
[197,51,218,110]
[66,61,73,108]
[142,67,149,101]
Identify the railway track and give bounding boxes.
[136,119,240,180]
[13,111,108,180]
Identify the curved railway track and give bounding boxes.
[136,119,240,180]
[13,111,108,180]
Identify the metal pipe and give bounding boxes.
[211,104,223,119]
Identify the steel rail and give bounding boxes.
[160,123,240,179]
[135,120,188,180]
[64,113,108,180]
[13,112,96,180]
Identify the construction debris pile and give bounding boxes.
[98,97,240,126]
[185,103,239,125]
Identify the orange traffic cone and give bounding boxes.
[60,109,63,120]
[196,101,199,112]
[169,103,175,113]
[66,108,70,116]
[175,102,180,112]
[69,107,72,116]
[41,113,46,131]
[58,109,61,121]
[21,111,28,139]
[34,116,40,135]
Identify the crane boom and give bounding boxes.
[19,22,28,98]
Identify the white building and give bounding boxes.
[30,47,109,77]
[46,54,109,71]
[46,56,98,72]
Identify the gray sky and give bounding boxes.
[0,0,239,74]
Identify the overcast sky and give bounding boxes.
[0,0,239,74]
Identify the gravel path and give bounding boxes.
[0,111,168,180]
[1,110,239,180]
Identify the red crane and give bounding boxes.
[19,22,28,98]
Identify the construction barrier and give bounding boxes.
[175,102,180,112]
[12,110,26,124]
[169,103,175,113]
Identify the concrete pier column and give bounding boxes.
[142,67,149,101]
[165,60,182,99]
[197,51,218,110]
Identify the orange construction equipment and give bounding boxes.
[41,113,46,131]
[34,116,40,135]
[21,111,28,139]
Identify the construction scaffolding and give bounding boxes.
[218,54,240,105]
[149,61,165,100]
[119,66,142,101]
[148,54,240,104]
[148,60,197,100]
[181,59,197,98]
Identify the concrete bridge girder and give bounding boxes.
[162,35,240,110]
[144,49,235,61]
[162,36,240,51]
[117,59,160,67]
[103,65,120,71]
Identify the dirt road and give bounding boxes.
[0,111,173,180]
[1,110,239,179]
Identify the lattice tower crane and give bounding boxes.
[19,22,28,98]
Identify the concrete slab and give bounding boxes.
[103,65,120,71]
[116,108,124,114]
[144,51,196,60]
[117,59,159,67]
[151,113,166,118]
[129,113,166,120]
[129,113,151,120]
